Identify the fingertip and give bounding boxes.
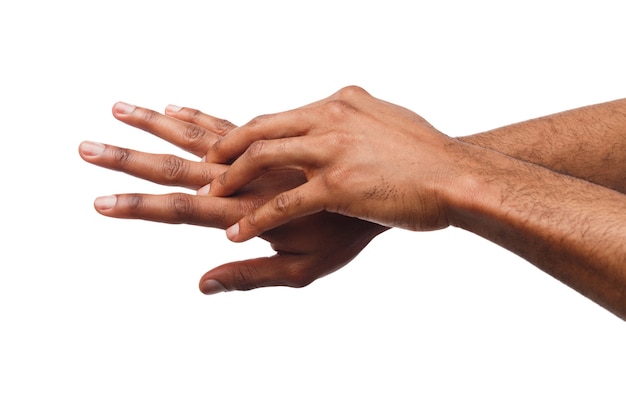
[200,279,227,295]
[165,104,182,114]
[94,195,117,211]
[197,183,210,196]
[79,141,105,158]
[225,223,240,241]
[112,102,136,117]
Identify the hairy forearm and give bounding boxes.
[446,140,626,319]
[457,98,626,193]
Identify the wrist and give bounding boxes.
[438,139,510,233]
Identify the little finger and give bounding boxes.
[112,102,219,157]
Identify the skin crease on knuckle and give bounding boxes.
[160,155,188,185]
[232,263,259,291]
[137,108,157,127]
[182,124,208,152]
[188,109,204,123]
[170,193,195,222]
[213,118,236,136]
[246,114,270,128]
[246,140,268,164]
[122,194,144,214]
[272,192,301,215]
[113,147,132,168]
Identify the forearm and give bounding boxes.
[446,141,626,319]
[457,98,626,193]
[199,86,626,315]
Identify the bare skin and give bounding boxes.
[79,103,387,294]
[205,86,626,319]
[459,98,626,193]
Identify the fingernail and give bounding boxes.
[201,279,226,295]
[79,141,105,156]
[226,223,239,241]
[94,195,117,210]
[166,104,182,113]
[197,183,210,196]
[113,102,136,115]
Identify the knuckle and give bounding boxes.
[321,165,348,191]
[272,192,298,214]
[188,108,204,122]
[139,108,157,124]
[160,155,187,184]
[246,140,267,161]
[170,193,195,221]
[124,193,144,212]
[232,264,259,291]
[336,85,368,99]
[182,124,208,150]
[213,118,236,135]
[113,147,132,167]
[324,99,358,120]
[245,210,260,230]
[199,165,215,187]
[246,114,269,127]
[216,170,229,189]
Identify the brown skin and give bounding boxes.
[205,86,626,319]
[459,98,626,194]
[79,103,387,294]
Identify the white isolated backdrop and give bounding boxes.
[1,1,625,416]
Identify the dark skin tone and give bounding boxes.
[79,103,387,294]
[80,87,626,319]
[204,87,626,319]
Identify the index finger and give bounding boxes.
[206,107,315,164]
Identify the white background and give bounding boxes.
[1,1,625,415]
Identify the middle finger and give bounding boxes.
[79,141,227,189]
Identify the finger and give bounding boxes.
[199,254,320,294]
[79,141,226,189]
[225,181,326,242]
[208,136,325,197]
[112,102,220,157]
[93,193,240,229]
[164,105,238,136]
[206,107,316,163]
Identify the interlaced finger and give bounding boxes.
[94,192,241,229]
[209,136,326,197]
[206,107,316,164]
[112,102,220,157]
[165,105,238,136]
[79,141,226,189]
[227,180,327,242]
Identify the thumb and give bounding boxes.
[199,254,318,294]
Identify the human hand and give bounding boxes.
[79,103,387,294]
[205,86,458,242]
